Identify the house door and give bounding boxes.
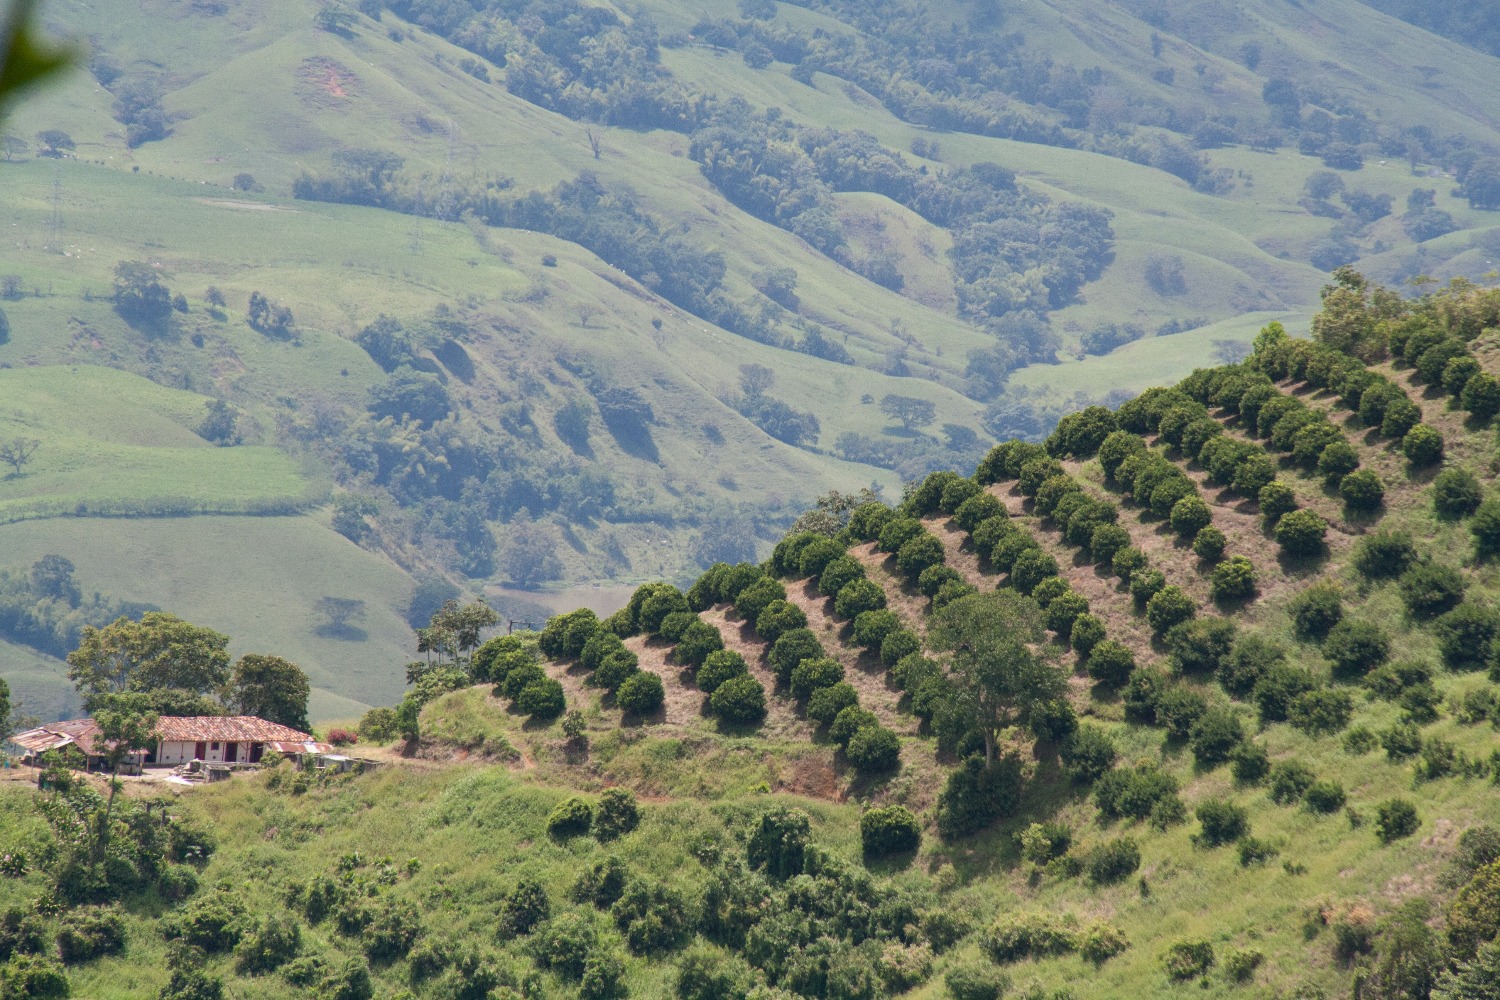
[194,741,207,760]
[249,743,263,763]
[224,742,238,763]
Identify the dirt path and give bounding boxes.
[847,542,931,635]
[697,607,810,742]
[923,517,992,588]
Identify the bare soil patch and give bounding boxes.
[698,606,810,741]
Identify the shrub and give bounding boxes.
[1189,708,1244,767]
[917,564,963,598]
[530,912,597,978]
[851,609,901,650]
[1304,780,1346,813]
[1146,586,1196,635]
[877,516,924,553]
[1080,923,1130,965]
[1434,469,1484,518]
[789,657,844,700]
[611,879,692,954]
[327,728,357,748]
[1275,509,1328,556]
[1045,591,1090,641]
[846,726,901,773]
[547,798,593,839]
[1230,741,1270,785]
[896,534,947,578]
[517,678,566,719]
[1382,722,1424,761]
[1219,635,1285,698]
[1258,480,1298,522]
[747,806,811,878]
[500,662,548,700]
[734,577,786,624]
[1463,371,1500,419]
[768,629,824,683]
[861,806,921,856]
[498,877,552,940]
[1086,641,1135,687]
[1381,397,1422,439]
[1166,616,1237,674]
[1355,529,1418,578]
[1448,861,1500,959]
[880,629,921,667]
[1268,761,1315,805]
[1122,668,1168,723]
[1231,453,1276,496]
[1157,686,1207,740]
[1211,556,1258,601]
[796,537,845,579]
[710,675,766,724]
[1112,546,1149,583]
[675,621,723,667]
[981,913,1079,963]
[1163,940,1215,981]
[1321,619,1390,679]
[1085,837,1141,885]
[1130,568,1167,604]
[847,502,896,541]
[830,706,879,748]
[1195,800,1248,847]
[1375,799,1421,843]
[540,608,601,660]
[1289,583,1344,640]
[944,963,1011,1000]
[658,611,697,643]
[807,682,859,724]
[954,492,1006,531]
[1344,725,1380,754]
[357,707,399,743]
[1237,838,1279,867]
[1253,664,1317,723]
[1403,423,1445,466]
[1170,496,1213,537]
[1094,763,1180,821]
[1399,562,1466,618]
[834,579,886,619]
[819,556,866,599]
[56,907,127,964]
[1340,469,1384,511]
[1030,576,1069,609]
[1317,441,1360,486]
[640,588,690,635]
[594,788,639,842]
[1069,614,1106,658]
[754,601,807,643]
[1009,550,1059,595]
[1289,688,1353,735]
[590,651,639,693]
[1089,524,1132,564]
[1192,526,1227,562]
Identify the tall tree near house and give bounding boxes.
[427,598,500,671]
[66,612,231,706]
[227,654,311,732]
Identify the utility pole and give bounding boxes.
[46,165,62,254]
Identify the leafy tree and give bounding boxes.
[1211,556,1257,601]
[1399,562,1466,618]
[1275,510,1327,557]
[1433,938,1500,1000]
[1086,641,1135,687]
[1355,529,1418,578]
[616,672,664,714]
[67,612,231,704]
[498,512,563,588]
[927,591,1062,764]
[1403,424,1445,466]
[709,675,765,724]
[112,260,173,327]
[879,394,937,432]
[227,654,310,731]
[1321,619,1389,679]
[1435,469,1484,518]
[1375,799,1421,843]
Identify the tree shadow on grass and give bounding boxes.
[312,623,368,642]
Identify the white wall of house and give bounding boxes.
[153,740,262,766]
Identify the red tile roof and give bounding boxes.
[11,716,330,757]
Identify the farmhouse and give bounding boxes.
[11,715,331,769]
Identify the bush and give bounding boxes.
[640,587,690,635]
[1112,546,1149,583]
[807,682,859,724]
[1156,686,1207,740]
[1219,635,1285,698]
[1009,550,1059,595]
[768,629,824,683]
[830,706,879,748]
[531,912,597,978]
[861,805,921,856]
[677,947,750,1000]
[1375,799,1421,843]
[754,601,807,644]
[747,806,811,878]
[327,728,357,748]
[658,611,697,643]
[1094,763,1180,821]
[1030,576,1070,609]
[1196,799,1248,847]
[945,963,1011,1000]
[1403,423,1445,466]
[611,879,692,954]
[1304,780,1346,814]
[1382,722,1424,760]
[1165,616,1236,674]
[1275,509,1328,556]
[789,657,844,700]
[1268,761,1315,805]
[1169,496,1212,537]
[880,628,921,667]
[981,913,1079,963]
[734,577,787,623]
[500,876,551,938]
[1163,940,1216,981]
[1317,441,1360,486]
[710,675,766,724]
[1068,614,1106,659]
[834,579,886,619]
[847,502,896,541]
[581,951,627,1000]
[1463,371,1500,419]
[1236,838,1278,867]
[594,788,639,842]
[357,707,399,743]
[1448,861,1500,959]
[1146,586,1195,635]
[1258,480,1298,522]
[1089,524,1132,564]
[896,534,946,578]
[1230,741,1270,785]
[56,907,126,964]
[878,516,924,553]
[846,726,901,773]
[1340,469,1384,511]
[1210,556,1258,601]
[1122,667,1168,723]
[612,668,666,716]
[1434,601,1500,670]
[1192,526,1227,562]
[1044,592,1090,641]
[1253,664,1317,723]
[796,537,845,579]
[675,621,724,667]
[1086,641,1135,687]
[1381,398,1422,439]
[1287,583,1343,642]
[1189,708,1244,767]
[1435,469,1484,518]
[1321,619,1390,679]
[547,798,593,839]
[954,492,1006,532]
[1355,529,1418,579]
[1399,562,1466,618]
[1289,688,1353,735]
[917,564,963,598]
[1085,837,1141,885]
[819,555,866,597]
[517,678,566,719]
[851,609,901,650]
[1130,568,1167,604]
[591,650,639,692]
